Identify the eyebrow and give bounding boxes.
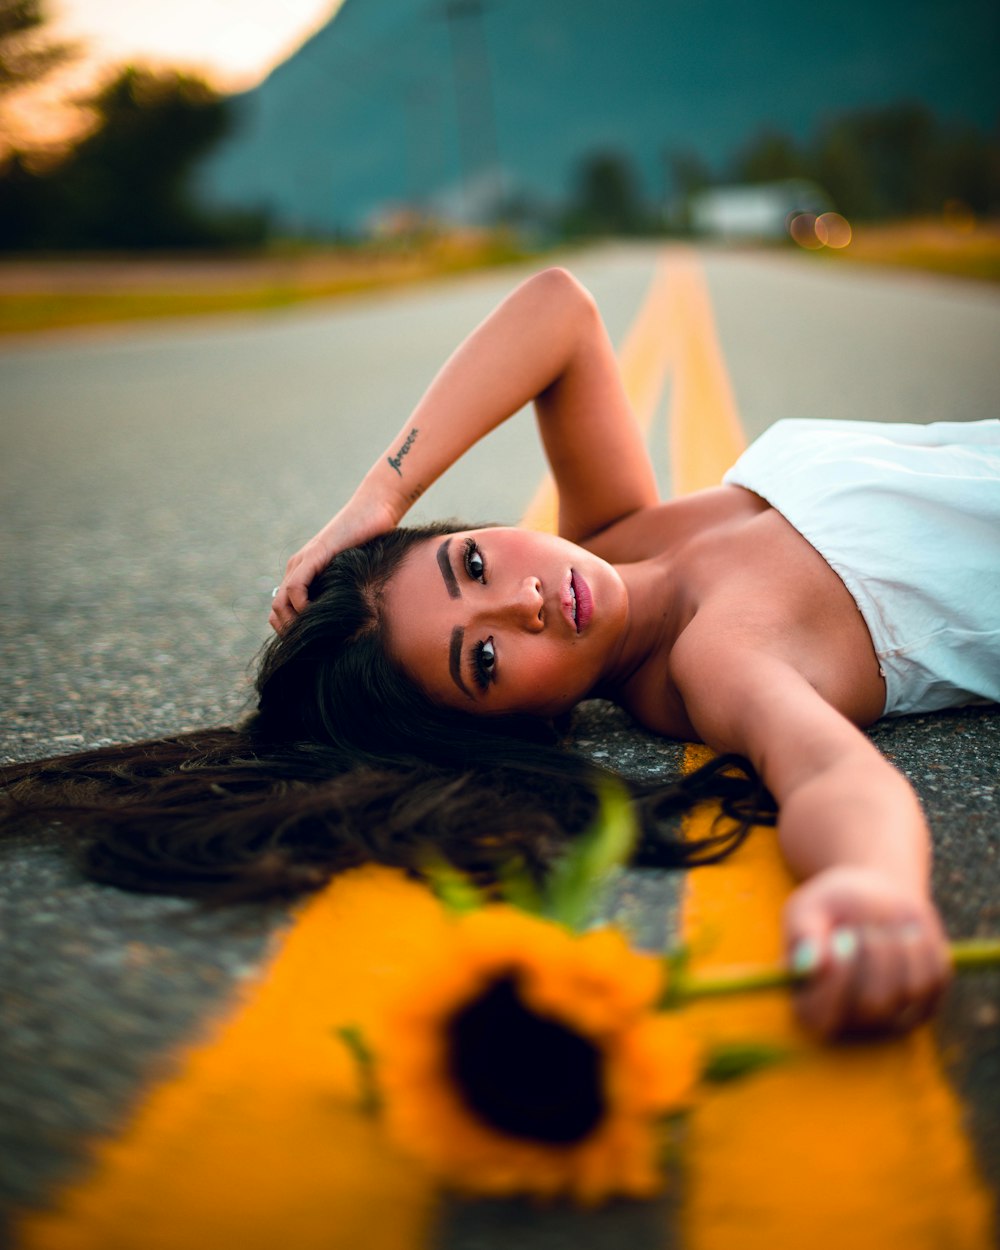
[436,538,461,599]
[449,626,473,699]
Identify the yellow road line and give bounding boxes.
[665,253,995,1248]
[661,250,745,494]
[16,867,447,1250]
[14,259,678,1250]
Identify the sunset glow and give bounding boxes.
[2,0,345,151]
[50,0,345,90]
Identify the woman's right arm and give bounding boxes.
[673,642,951,1038]
[270,267,659,631]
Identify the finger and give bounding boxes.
[927,913,955,998]
[783,890,831,980]
[888,925,938,1033]
[851,920,949,1036]
[902,923,952,1025]
[849,924,902,1031]
[270,592,295,632]
[784,900,835,1032]
[794,927,861,1039]
[288,579,311,613]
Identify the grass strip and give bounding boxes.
[0,235,534,336]
[819,218,1000,284]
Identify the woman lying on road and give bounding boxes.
[6,269,999,1040]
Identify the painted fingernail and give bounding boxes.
[831,927,859,963]
[790,938,821,976]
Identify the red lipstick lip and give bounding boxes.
[571,569,593,633]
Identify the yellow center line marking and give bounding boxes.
[665,250,994,1248]
[661,249,745,494]
[16,867,448,1250]
[15,259,678,1250]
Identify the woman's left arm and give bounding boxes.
[271,268,658,631]
[673,645,952,1038]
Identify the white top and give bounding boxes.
[722,418,1000,717]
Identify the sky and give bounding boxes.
[4,0,345,149]
[47,0,345,90]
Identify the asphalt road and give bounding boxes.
[1,243,999,1247]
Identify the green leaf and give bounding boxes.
[702,1041,792,1083]
[543,779,638,931]
[496,854,545,915]
[335,1024,381,1113]
[418,851,487,915]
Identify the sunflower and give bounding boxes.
[375,905,701,1204]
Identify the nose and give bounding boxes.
[503,576,544,632]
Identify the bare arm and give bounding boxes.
[270,267,658,630]
[674,644,952,1038]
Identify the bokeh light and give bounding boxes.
[815,212,852,248]
[788,213,823,249]
[789,210,853,250]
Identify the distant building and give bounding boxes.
[687,180,832,240]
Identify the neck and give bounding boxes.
[594,556,692,699]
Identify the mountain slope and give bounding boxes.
[195,0,1000,233]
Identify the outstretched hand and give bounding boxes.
[269,496,400,633]
[784,865,952,1039]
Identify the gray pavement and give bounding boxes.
[1,244,999,1246]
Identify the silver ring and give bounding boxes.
[271,587,279,599]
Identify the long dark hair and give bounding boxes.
[1,523,775,900]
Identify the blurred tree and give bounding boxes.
[822,102,939,216]
[815,102,998,218]
[0,0,73,95]
[562,151,650,237]
[0,66,268,249]
[662,148,715,232]
[666,149,714,199]
[731,129,806,184]
[719,102,999,220]
[943,123,1000,216]
[813,123,874,218]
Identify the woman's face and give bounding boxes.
[382,527,629,718]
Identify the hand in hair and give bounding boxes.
[272,267,655,633]
[271,492,400,633]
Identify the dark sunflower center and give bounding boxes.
[445,973,606,1145]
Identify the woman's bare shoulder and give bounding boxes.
[580,485,768,563]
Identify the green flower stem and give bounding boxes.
[676,966,808,1001]
[950,938,1000,969]
[672,938,1000,1003]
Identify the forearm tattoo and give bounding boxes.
[388,427,419,476]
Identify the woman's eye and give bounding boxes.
[473,636,496,690]
[464,538,486,582]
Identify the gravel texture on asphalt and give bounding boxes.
[0,835,291,1233]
